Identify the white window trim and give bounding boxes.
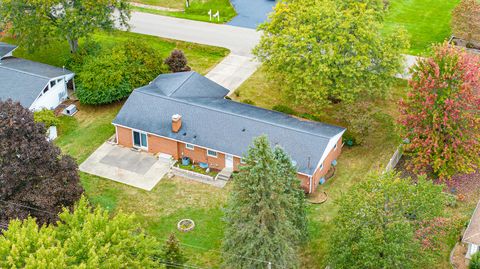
[240,158,246,164]
[132,129,148,150]
[185,143,194,150]
[207,150,218,158]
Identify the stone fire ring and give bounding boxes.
[177,219,195,232]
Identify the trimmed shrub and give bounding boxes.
[272,104,296,115]
[165,49,191,73]
[75,40,166,105]
[34,109,59,128]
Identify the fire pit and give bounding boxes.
[177,219,195,232]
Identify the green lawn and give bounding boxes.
[384,0,460,55]
[133,0,186,9]
[132,0,237,24]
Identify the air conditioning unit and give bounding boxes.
[63,104,78,116]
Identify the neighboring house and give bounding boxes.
[112,71,346,193]
[463,200,480,260]
[0,42,75,111]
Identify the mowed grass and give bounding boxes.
[133,0,186,9]
[384,0,460,55]
[132,0,237,23]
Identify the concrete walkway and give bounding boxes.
[79,143,172,191]
[129,12,261,92]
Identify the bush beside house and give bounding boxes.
[75,41,166,105]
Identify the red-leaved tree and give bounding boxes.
[399,43,480,179]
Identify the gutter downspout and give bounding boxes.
[309,176,313,193]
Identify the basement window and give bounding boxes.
[186,143,194,150]
[207,150,217,158]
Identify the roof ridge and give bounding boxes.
[135,90,339,140]
[167,71,195,96]
[0,64,50,79]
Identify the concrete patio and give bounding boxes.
[79,142,172,191]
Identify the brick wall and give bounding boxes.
[148,134,179,159]
[117,126,133,148]
[311,137,343,189]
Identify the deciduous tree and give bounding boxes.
[254,0,408,108]
[399,43,480,179]
[222,136,302,269]
[0,197,161,268]
[328,172,446,268]
[0,0,130,53]
[0,100,83,225]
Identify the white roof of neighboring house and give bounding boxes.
[0,56,74,108]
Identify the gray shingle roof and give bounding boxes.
[0,57,74,107]
[0,42,17,59]
[0,57,73,78]
[113,72,345,175]
[144,71,230,98]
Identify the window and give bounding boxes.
[207,149,217,157]
[334,143,337,150]
[319,163,324,170]
[50,80,56,88]
[186,143,194,150]
[57,78,62,83]
[43,86,49,94]
[240,158,246,164]
[133,130,148,149]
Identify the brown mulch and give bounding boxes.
[452,243,468,269]
[307,191,328,204]
[395,155,480,197]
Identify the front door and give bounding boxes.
[225,154,234,169]
[133,130,148,150]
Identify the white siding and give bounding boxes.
[30,78,68,111]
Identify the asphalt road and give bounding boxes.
[130,12,261,57]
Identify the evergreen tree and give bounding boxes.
[273,146,308,242]
[161,233,187,269]
[222,136,300,269]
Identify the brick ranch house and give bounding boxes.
[112,71,346,193]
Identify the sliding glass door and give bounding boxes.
[133,130,148,149]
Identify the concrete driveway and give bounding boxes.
[79,143,172,191]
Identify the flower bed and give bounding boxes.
[176,162,218,177]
